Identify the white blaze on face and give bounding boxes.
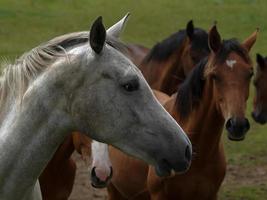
[226,59,237,69]
[91,141,112,181]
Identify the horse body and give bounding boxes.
[125,43,150,66]
[0,15,192,199]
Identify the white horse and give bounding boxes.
[0,15,192,200]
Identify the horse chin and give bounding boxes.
[155,161,171,177]
[90,167,113,188]
[227,133,245,141]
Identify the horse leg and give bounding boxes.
[107,183,127,200]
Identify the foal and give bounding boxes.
[107,25,257,200]
[140,20,209,95]
[252,53,267,124]
[147,25,257,200]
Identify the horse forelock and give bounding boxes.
[215,38,251,65]
[204,38,252,77]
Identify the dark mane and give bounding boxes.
[175,57,207,119]
[143,28,208,63]
[215,38,251,64]
[144,30,186,62]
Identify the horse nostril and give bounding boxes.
[244,118,250,131]
[226,118,233,130]
[185,145,192,162]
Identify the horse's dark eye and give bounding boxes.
[211,74,220,82]
[122,80,139,92]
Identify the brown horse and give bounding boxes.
[139,20,209,95]
[107,25,257,200]
[252,53,267,124]
[125,43,150,66]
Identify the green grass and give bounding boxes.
[1,0,267,199]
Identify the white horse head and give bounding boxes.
[0,15,191,199]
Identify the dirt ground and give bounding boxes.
[69,152,267,200]
[69,152,108,200]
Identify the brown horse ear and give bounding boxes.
[90,16,106,54]
[256,53,266,70]
[242,28,259,52]
[208,25,222,53]
[186,20,194,40]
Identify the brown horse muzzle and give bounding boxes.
[252,110,267,125]
[226,117,250,141]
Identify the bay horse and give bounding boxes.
[139,20,209,95]
[252,53,267,124]
[107,25,257,200]
[0,15,192,200]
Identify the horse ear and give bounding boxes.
[107,13,130,38]
[90,16,106,54]
[242,28,259,52]
[186,20,194,40]
[208,25,222,53]
[256,53,266,70]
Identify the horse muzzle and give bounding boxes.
[252,111,267,125]
[226,117,250,141]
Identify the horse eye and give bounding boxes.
[211,74,220,82]
[122,80,139,92]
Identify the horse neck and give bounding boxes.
[186,79,225,159]
[140,49,183,91]
[168,79,225,161]
[0,60,77,199]
[158,45,187,95]
[160,57,185,95]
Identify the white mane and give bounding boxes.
[0,31,127,110]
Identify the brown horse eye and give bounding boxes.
[211,74,220,82]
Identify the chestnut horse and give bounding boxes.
[139,20,209,95]
[107,25,257,200]
[252,53,267,124]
